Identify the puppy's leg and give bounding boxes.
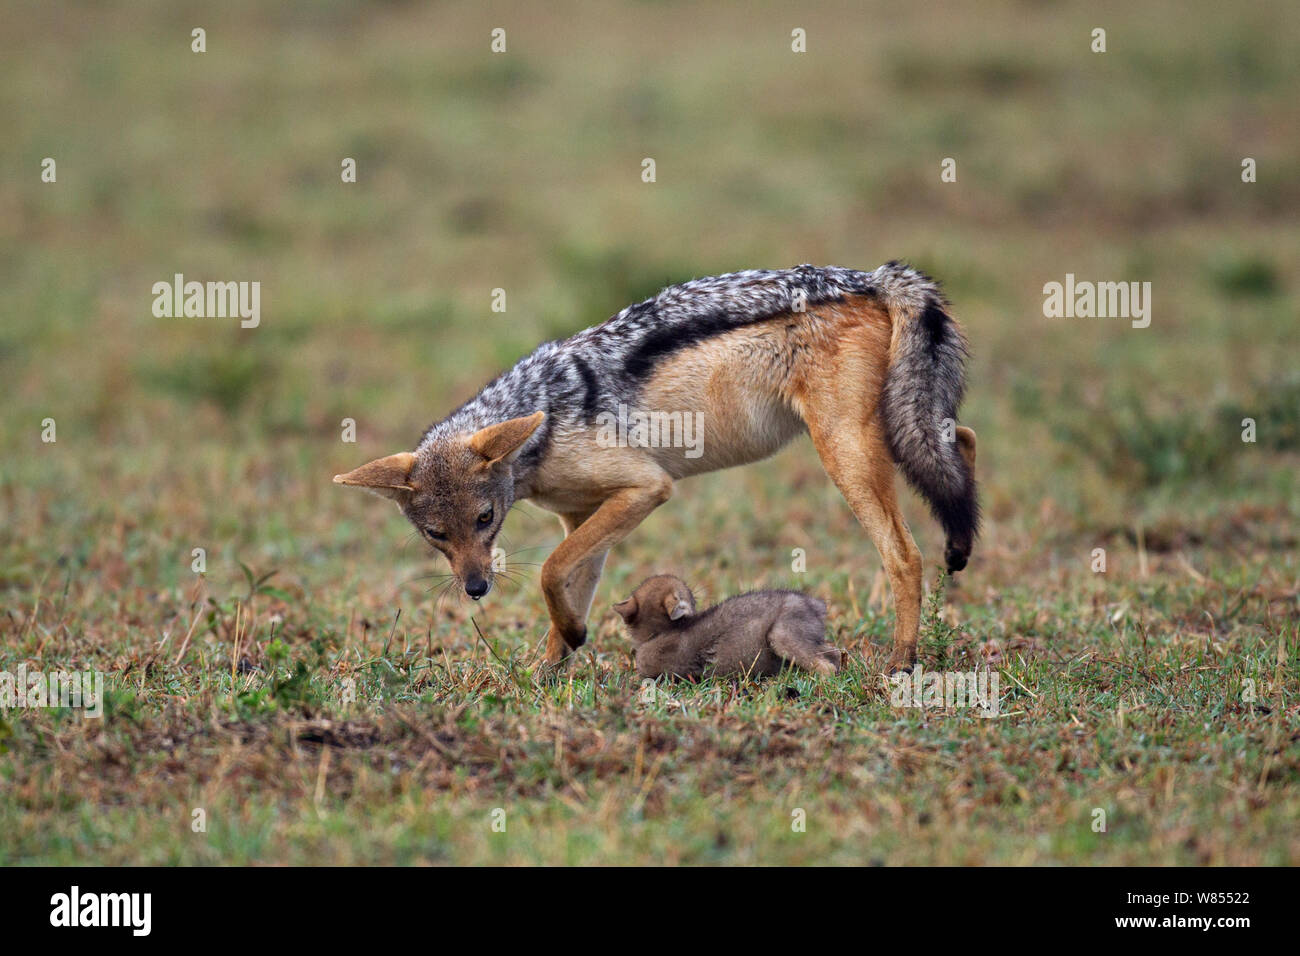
[768,622,841,675]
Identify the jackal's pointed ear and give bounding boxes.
[469,411,545,468]
[613,596,637,621]
[333,452,417,502]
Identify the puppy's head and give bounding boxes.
[613,575,696,642]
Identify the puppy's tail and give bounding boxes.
[874,262,980,573]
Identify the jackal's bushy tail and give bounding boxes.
[875,262,980,572]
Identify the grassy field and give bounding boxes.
[2,0,1298,864]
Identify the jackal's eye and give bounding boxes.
[477,507,494,527]
[425,528,447,543]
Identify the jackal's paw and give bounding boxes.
[538,642,570,670]
[530,657,565,684]
[884,649,917,676]
[541,625,585,668]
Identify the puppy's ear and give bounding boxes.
[333,452,417,503]
[469,411,545,469]
[664,592,692,621]
[613,596,637,621]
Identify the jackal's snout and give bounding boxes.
[437,540,498,602]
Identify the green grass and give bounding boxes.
[1,0,1298,864]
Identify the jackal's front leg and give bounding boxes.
[540,479,673,664]
[546,508,606,650]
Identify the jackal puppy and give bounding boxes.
[614,575,841,680]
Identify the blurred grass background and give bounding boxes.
[1,0,1298,864]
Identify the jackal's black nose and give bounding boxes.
[465,576,490,600]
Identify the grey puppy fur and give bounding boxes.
[614,575,842,679]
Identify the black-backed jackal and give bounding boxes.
[334,263,978,674]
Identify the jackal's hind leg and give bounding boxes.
[801,365,924,676]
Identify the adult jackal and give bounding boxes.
[335,263,978,673]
